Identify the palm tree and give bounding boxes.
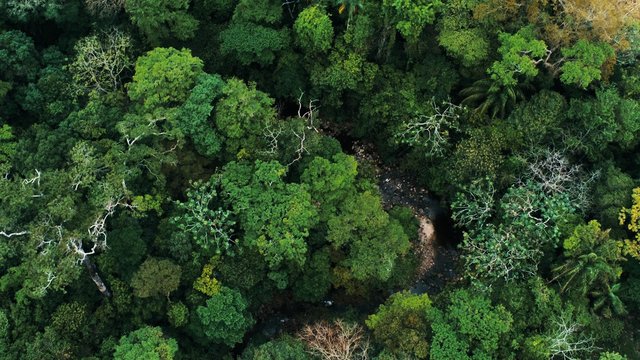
[459,78,531,119]
[551,251,619,295]
[551,221,625,316]
[590,283,626,318]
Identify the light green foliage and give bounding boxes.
[171,180,235,255]
[196,286,255,347]
[168,302,189,327]
[383,0,443,42]
[560,40,614,89]
[125,0,198,44]
[130,258,182,298]
[214,79,277,158]
[553,221,625,317]
[489,27,548,86]
[127,47,204,112]
[221,161,317,282]
[620,188,640,260]
[327,191,410,282]
[176,74,225,157]
[437,0,489,67]
[220,23,289,66]
[430,290,513,359]
[367,291,432,359]
[240,336,310,360]
[294,5,334,54]
[301,154,358,221]
[114,326,178,360]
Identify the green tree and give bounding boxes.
[300,154,358,221]
[130,258,182,298]
[459,78,531,118]
[292,248,332,302]
[214,79,277,158]
[429,290,513,359]
[294,5,334,54]
[127,47,204,113]
[489,27,548,87]
[240,336,310,360]
[367,291,432,359]
[125,0,198,44]
[221,160,317,287]
[460,181,575,284]
[592,165,636,230]
[327,191,410,283]
[195,286,255,347]
[383,0,443,42]
[176,73,226,157]
[566,87,640,160]
[436,0,490,67]
[114,326,178,360]
[560,40,614,89]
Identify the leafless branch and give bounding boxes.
[298,319,369,360]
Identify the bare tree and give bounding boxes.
[69,28,132,94]
[451,178,496,228]
[298,319,370,360]
[395,98,463,158]
[548,315,598,360]
[523,149,599,211]
[262,91,320,166]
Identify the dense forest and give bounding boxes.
[0,0,639,359]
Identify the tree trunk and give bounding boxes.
[83,258,111,297]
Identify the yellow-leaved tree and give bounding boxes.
[619,187,640,259]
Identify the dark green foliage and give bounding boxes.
[125,0,198,44]
[195,286,255,347]
[0,30,38,83]
[2,1,640,359]
[130,258,182,298]
[240,336,310,360]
